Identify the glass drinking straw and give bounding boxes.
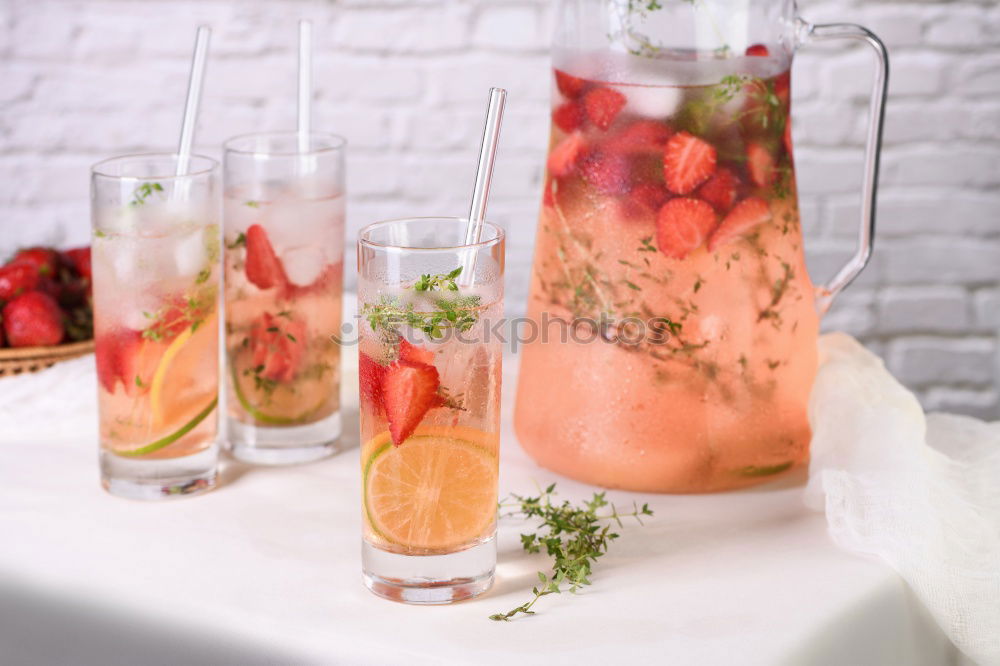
[459,87,507,287]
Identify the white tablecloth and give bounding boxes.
[0,343,960,665]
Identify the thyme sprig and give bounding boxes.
[362,294,481,340]
[414,267,463,292]
[129,182,163,207]
[490,484,653,622]
[363,267,482,340]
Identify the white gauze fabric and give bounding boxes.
[805,333,1000,666]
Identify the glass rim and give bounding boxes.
[358,217,505,252]
[222,131,347,157]
[90,153,219,181]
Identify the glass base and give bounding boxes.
[362,536,496,605]
[100,446,218,500]
[227,411,343,465]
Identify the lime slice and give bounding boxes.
[117,397,217,458]
[228,361,326,426]
[362,430,498,552]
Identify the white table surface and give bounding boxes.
[0,343,959,666]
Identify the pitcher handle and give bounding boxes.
[797,20,890,314]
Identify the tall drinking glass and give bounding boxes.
[91,154,221,499]
[222,132,346,464]
[357,218,504,604]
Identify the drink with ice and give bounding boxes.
[357,218,504,604]
[222,133,346,464]
[91,154,221,499]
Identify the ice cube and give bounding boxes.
[172,227,207,277]
[282,245,326,287]
[619,84,683,119]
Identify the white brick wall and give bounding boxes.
[1,0,998,417]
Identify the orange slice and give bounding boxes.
[363,428,498,553]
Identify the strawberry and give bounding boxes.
[359,352,387,409]
[583,86,627,131]
[663,131,717,195]
[783,119,793,159]
[655,198,717,260]
[697,167,740,213]
[94,328,154,395]
[8,247,59,278]
[2,291,65,348]
[62,247,92,281]
[552,101,584,133]
[382,360,442,446]
[555,69,587,99]
[0,263,40,302]
[774,71,790,106]
[745,44,770,57]
[399,338,436,365]
[547,132,586,177]
[606,120,673,154]
[579,151,630,195]
[629,183,670,212]
[746,141,776,187]
[708,197,772,251]
[249,312,307,383]
[95,328,135,393]
[245,224,289,290]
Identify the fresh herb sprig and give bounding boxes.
[362,293,481,340]
[490,484,653,622]
[414,267,463,292]
[129,182,164,207]
[363,267,482,340]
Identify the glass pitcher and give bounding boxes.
[514,0,888,493]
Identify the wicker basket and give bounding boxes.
[0,340,94,378]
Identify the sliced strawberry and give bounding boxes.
[116,330,152,397]
[1,291,64,348]
[552,101,584,133]
[359,352,387,409]
[8,247,59,278]
[554,69,586,99]
[583,87,627,131]
[783,120,793,160]
[697,167,740,213]
[655,198,717,260]
[382,360,442,446]
[606,120,673,154]
[746,141,776,188]
[547,131,586,177]
[708,197,772,251]
[629,183,670,212]
[0,264,40,302]
[249,312,307,383]
[95,332,120,393]
[579,151,630,195]
[399,338,436,365]
[245,224,289,290]
[663,131,717,195]
[774,71,790,106]
[745,44,770,57]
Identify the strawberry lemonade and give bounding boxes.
[515,48,819,493]
[91,154,221,499]
[357,218,503,604]
[223,133,346,464]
